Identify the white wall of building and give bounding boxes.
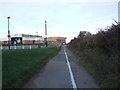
[11,34,44,42]
[23,37,44,41]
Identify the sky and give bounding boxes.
[0,0,118,43]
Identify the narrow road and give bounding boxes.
[23,45,99,88]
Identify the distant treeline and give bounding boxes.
[68,23,119,88]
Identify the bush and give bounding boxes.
[68,23,119,88]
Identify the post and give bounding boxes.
[14,45,16,49]
[30,45,31,49]
[22,45,24,49]
[0,45,2,50]
[7,17,10,50]
[45,21,48,48]
[36,32,39,48]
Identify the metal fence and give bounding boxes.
[0,45,46,50]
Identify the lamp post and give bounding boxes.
[36,32,39,48]
[45,21,48,48]
[7,17,10,50]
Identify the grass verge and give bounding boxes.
[2,47,60,88]
[68,47,119,88]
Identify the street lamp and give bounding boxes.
[7,17,10,50]
[36,32,39,48]
[45,21,48,48]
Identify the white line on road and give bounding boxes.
[63,45,77,90]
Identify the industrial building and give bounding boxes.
[0,34,44,44]
[0,35,67,46]
[47,37,67,46]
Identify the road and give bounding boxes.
[23,45,99,88]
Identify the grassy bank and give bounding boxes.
[2,47,60,88]
[69,47,119,88]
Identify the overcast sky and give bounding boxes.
[0,0,118,43]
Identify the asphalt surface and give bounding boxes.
[23,45,99,88]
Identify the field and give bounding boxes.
[2,47,60,88]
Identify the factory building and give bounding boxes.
[0,35,67,46]
[0,38,8,44]
[47,37,67,46]
[11,34,44,44]
[0,34,44,44]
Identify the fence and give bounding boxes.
[0,45,46,50]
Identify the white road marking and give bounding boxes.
[64,46,77,90]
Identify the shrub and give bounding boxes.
[68,23,119,88]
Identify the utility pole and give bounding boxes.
[7,17,10,50]
[45,21,48,48]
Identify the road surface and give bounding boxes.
[23,45,99,88]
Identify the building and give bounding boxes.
[0,35,67,45]
[0,34,44,44]
[47,37,67,46]
[0,38,8,44]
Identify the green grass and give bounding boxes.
[2,47,60,88]
[48,43,61,47]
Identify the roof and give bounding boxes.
[11,34,42,38]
